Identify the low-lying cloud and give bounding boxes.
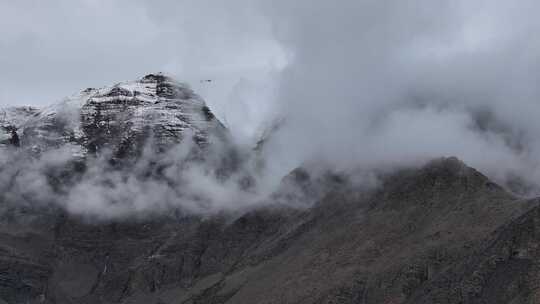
[0,135,283,220]
[258,0,540,192]
[3,1,540,219]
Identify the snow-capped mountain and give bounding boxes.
[1,74,226,157]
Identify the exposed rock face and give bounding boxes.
[11,73,226,157]
[407,198,540,304]
[1,157,539,303]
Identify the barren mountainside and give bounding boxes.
[1,76,540,304]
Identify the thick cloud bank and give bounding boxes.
[259,1,540,192]
[3,1,540,219]
[0,137,277,220]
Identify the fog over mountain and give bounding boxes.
[260,1,540,192]
[0,74,277,219]
[3,1,540,192]
[4,2,540,304]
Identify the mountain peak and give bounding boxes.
[4,74,226,157]
[141,72,172,83]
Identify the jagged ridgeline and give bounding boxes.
[1,74,228,159]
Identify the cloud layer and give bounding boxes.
[3,1,540,211]
[258,1,540,191]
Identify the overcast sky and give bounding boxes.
[3,0,540,189]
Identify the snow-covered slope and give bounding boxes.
[0,106,39,147]
[11,73,226,157]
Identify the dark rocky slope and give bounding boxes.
[1,157,539,303]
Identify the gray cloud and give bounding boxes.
[0,135,282,220]
[3,0,540,202]
[257,0,540,192]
